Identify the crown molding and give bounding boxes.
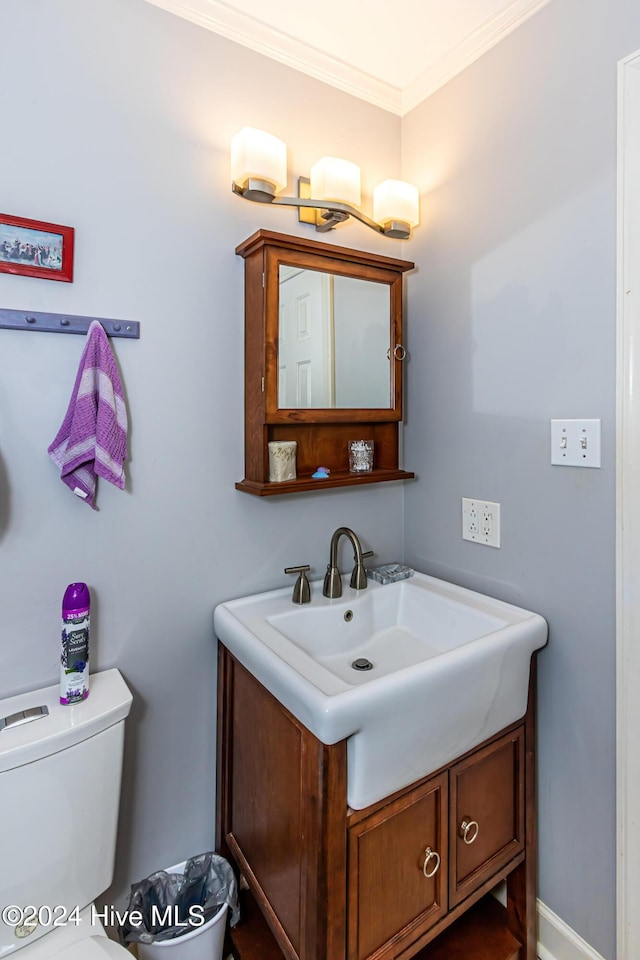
[143,0,403,114]
[143,0,553,117]
[401,0,554,114]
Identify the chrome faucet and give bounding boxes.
[323,527,373,599]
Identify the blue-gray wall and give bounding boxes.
[0,0,632,956]
[402,2,640,956]
[0,0,404,910]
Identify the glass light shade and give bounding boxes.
[310,157,361,206]
[373,180,420,228]
[230,127,287,193]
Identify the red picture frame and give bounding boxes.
[0,213,74,282]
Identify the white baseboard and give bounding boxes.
[538,900,608,960]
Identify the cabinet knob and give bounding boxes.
[422,846,441,878]
[459,818,479,844]
[386,343,407,361]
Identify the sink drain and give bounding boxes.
[352,658,374,671]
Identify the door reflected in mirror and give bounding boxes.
[278,266,391,409]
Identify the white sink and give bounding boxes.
[213,571,547,809]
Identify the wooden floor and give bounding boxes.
[227,891,524,960]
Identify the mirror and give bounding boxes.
[277,266,391,409]
[235,230,415,496]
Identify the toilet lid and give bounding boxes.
[53,935,130,958]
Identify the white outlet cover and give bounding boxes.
[462,498,501,548]
[550,419,601,468]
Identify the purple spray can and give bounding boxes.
[60,582,90,705]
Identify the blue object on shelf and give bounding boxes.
[312,466,331,479]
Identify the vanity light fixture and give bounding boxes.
[230,127,419,240]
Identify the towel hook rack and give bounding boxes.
[0,308,140,339]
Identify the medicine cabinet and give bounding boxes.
[235,230,415,496]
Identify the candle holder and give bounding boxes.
[348,439,374,473]
[268,441,297,482]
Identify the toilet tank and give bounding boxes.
[0,670,132,956]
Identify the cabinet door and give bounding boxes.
[348,772,447,960]
[449,726,525,907]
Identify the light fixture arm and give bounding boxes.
[273,195,386,235]
[232,179,411,240]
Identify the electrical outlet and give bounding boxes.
[462,498,501,548]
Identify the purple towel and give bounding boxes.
[48,320,128,509]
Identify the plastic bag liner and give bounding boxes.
[119,851,240,945]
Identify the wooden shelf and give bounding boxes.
[227,892,521,960]
[236,468,415,497]
[413,896,521,960]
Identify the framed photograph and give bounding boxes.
[0,213,74,282]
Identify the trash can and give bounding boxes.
[119,852,239,960]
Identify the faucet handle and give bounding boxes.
[351,550,374,590]
[284,565,311,605]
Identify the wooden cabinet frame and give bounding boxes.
[217,646,539,960]
[234,230,415,496]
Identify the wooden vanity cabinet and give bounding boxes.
[217,646,538,960]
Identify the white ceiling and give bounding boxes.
[144,0,552,115]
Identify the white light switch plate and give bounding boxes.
[462,498,501,548]
[550,419,601,468]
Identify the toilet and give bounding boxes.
[0,669,133,958]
